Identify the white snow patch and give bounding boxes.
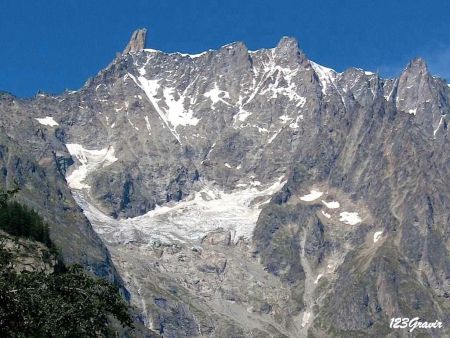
[144,116,152,135]
[143,49,210,59]
[254,126,269,133]
[267,129,282,144]
[408,108,417,115]
[176,51,208,58]
[128,73,199,143]
[433,115,445,137]
[339,212,362,225]
[204,84,230,105]
[384,80,397,102]
[35,116,59,127]
[257,66,306,104]
[279,114,292,123]
[301,311,311,327]
[314,274,323,284]
[321,200,340,209]
[234,108,252,122]
[128,118,139,130]
[65,144,117,190]
[162,87,199,127]
[373,231,383,243]
[321,211,331,219]
[224,163,232,168]
[289,115,304,129]
[300,190,323,202]
[72,176,287,244]
[310,61,337,94]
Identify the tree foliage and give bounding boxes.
[0,261,133,337]
[0,183,52,247]
[0,186,133,336]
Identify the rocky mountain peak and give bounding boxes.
[399,57,429,83]
[122,28,147,54]
[406,57,428,73]
[274,36,307,65]
[218,41,249,56]
[276,36,299,50]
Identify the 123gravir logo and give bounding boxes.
[390,317,443,332]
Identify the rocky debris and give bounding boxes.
[0,230,57,274]
[109,237,301,337]
[201,229,232,246]
[197,252,227,274]
[123,28,147,54]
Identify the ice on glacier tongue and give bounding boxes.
[73,176,287,245]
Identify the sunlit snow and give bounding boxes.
[203,84,230,105]
[72,177,287,244]
[300,190,323,201]
[35,116,59,127]
[314,274,323,284]
[339,212,362,225]
[321,211,331,219]
[310,61,337,94]
[128,73,199,143]
[65,144,118,190]
[373,231,383,243]
[322,200,340,209]
[301,311,311,327]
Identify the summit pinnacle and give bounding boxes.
[122,28,147,54]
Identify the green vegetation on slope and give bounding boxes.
[0,187,134,337]
[0,184,51,247]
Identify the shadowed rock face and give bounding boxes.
[1,29,450,337]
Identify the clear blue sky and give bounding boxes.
[1,0,449,97]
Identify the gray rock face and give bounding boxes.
[123,28,147,54]
[0,95,120,282]
[1,29,450,337]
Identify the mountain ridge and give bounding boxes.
[1,28,449,337]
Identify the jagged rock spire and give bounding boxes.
[123,28,147,55]
[274,36,308,65]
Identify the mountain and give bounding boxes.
[1,28,449,337]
